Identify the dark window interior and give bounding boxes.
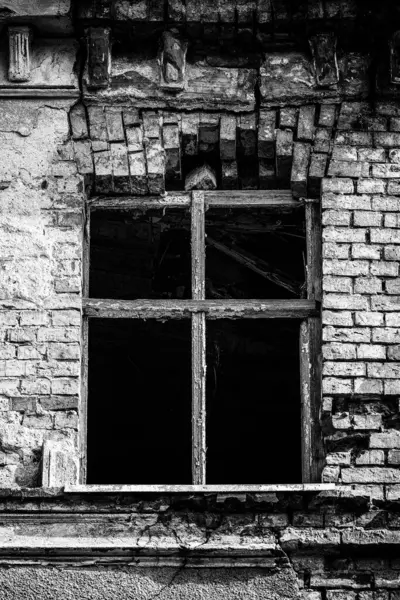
[206,319,302,484]
[90,209,191,300]
[87,319,192,484]
[205,207,306,299]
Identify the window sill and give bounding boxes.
[64,484,336,493]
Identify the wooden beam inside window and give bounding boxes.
[89,190,301,212]
[301,199,323,483]
[191,191,206,485]
[83,299,318,319]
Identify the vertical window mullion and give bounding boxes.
[191,191,206,485]
[300,199,323,483]
[81,207,90,483]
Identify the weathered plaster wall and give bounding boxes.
[0,99,83,487]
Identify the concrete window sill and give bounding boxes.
[64,484,336,493]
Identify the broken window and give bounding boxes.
[83,191,322,487]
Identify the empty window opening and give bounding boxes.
[90,209,191,300]
[205,207,306,299]
[206,319,302,484]
[87,319,192,484]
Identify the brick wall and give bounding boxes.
[321,102,400,498]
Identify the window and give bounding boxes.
[81,190,323,489]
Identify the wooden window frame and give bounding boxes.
[79,190,323,489]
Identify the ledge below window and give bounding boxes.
[64,484,336,493]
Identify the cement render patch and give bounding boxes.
[0,566,299,600]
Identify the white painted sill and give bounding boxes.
[64,484,336,493]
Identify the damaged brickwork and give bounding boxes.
[1,1,400,599]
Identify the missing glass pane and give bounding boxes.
[90,209,191,299]
[206,319,302,484]
[87,319,192,484]
[205,207,306,300]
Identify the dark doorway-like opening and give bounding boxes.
[87,319,192,484]
[206,319,302,484]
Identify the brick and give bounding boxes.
[374,132,400,147]
[51,378,79,396]
[20,379,51,395]
[371,229,400,244]
[52,311,81,327]
[322,276,352,294]
[219,115,236,160]
[354,379,383,394]
[323,362,366,377]
[323,242,350,259]
[87,106,107,141]
[322,465,340,483]
[343,468,400,484]
[390,118,400,131]
[328,161,366,178]
[297,105,316,141]
[384,213,400,228]
[291,142,311,198]
[322,193,371,210]
[389,149,400,163]
[389,450,400,465]
[335,131,373,146]
[323,228,367,243]
[105,108,125,142]
[275,129,293,181]
[17,347,44,360]
[388,181,400,195]
[372,297,400,311]
[372,164,400,178]
[327,451,352,466]
[314,128,331,153]
[23,413,53,429]
[358,148,386,162]
[322,311,353,326]
[384,246,400,260]
[372,196,400,211]
[47,343,80,361]
[384,381,400,395]
[309,153,328,196]
[323,294,369,310]
[323,378,353,394]
[129,151,147,195]
[322,210,351,226]
[319,105,336,127]
[181,113,198,156]
[370,431,400,448]
[353,414,382,430]
[126,126,143,153]
[19,312,49,326]
[351,244,381,260]
[279,107,297,128]
[356,450,385,465]
[356,344,386,359]
[69,103,88,139]
[40,396,79,411]
[354,277,382,294]
[331,412,352,428]
[321,178,354,194]
[332,145,358,161]
[258,110,276,159]
[354,211,382,227]
[54,411,78,430]
[370,261,398,276]
[373,328,400,343]
[357,178,386,194]
[386,313,400,327]
[324,259,369,276]
[37,328,80,343]
[388,346,400,360]
[387,280,400,294]
[323,326,370,343]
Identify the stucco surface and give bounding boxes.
[0,566,299,600]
